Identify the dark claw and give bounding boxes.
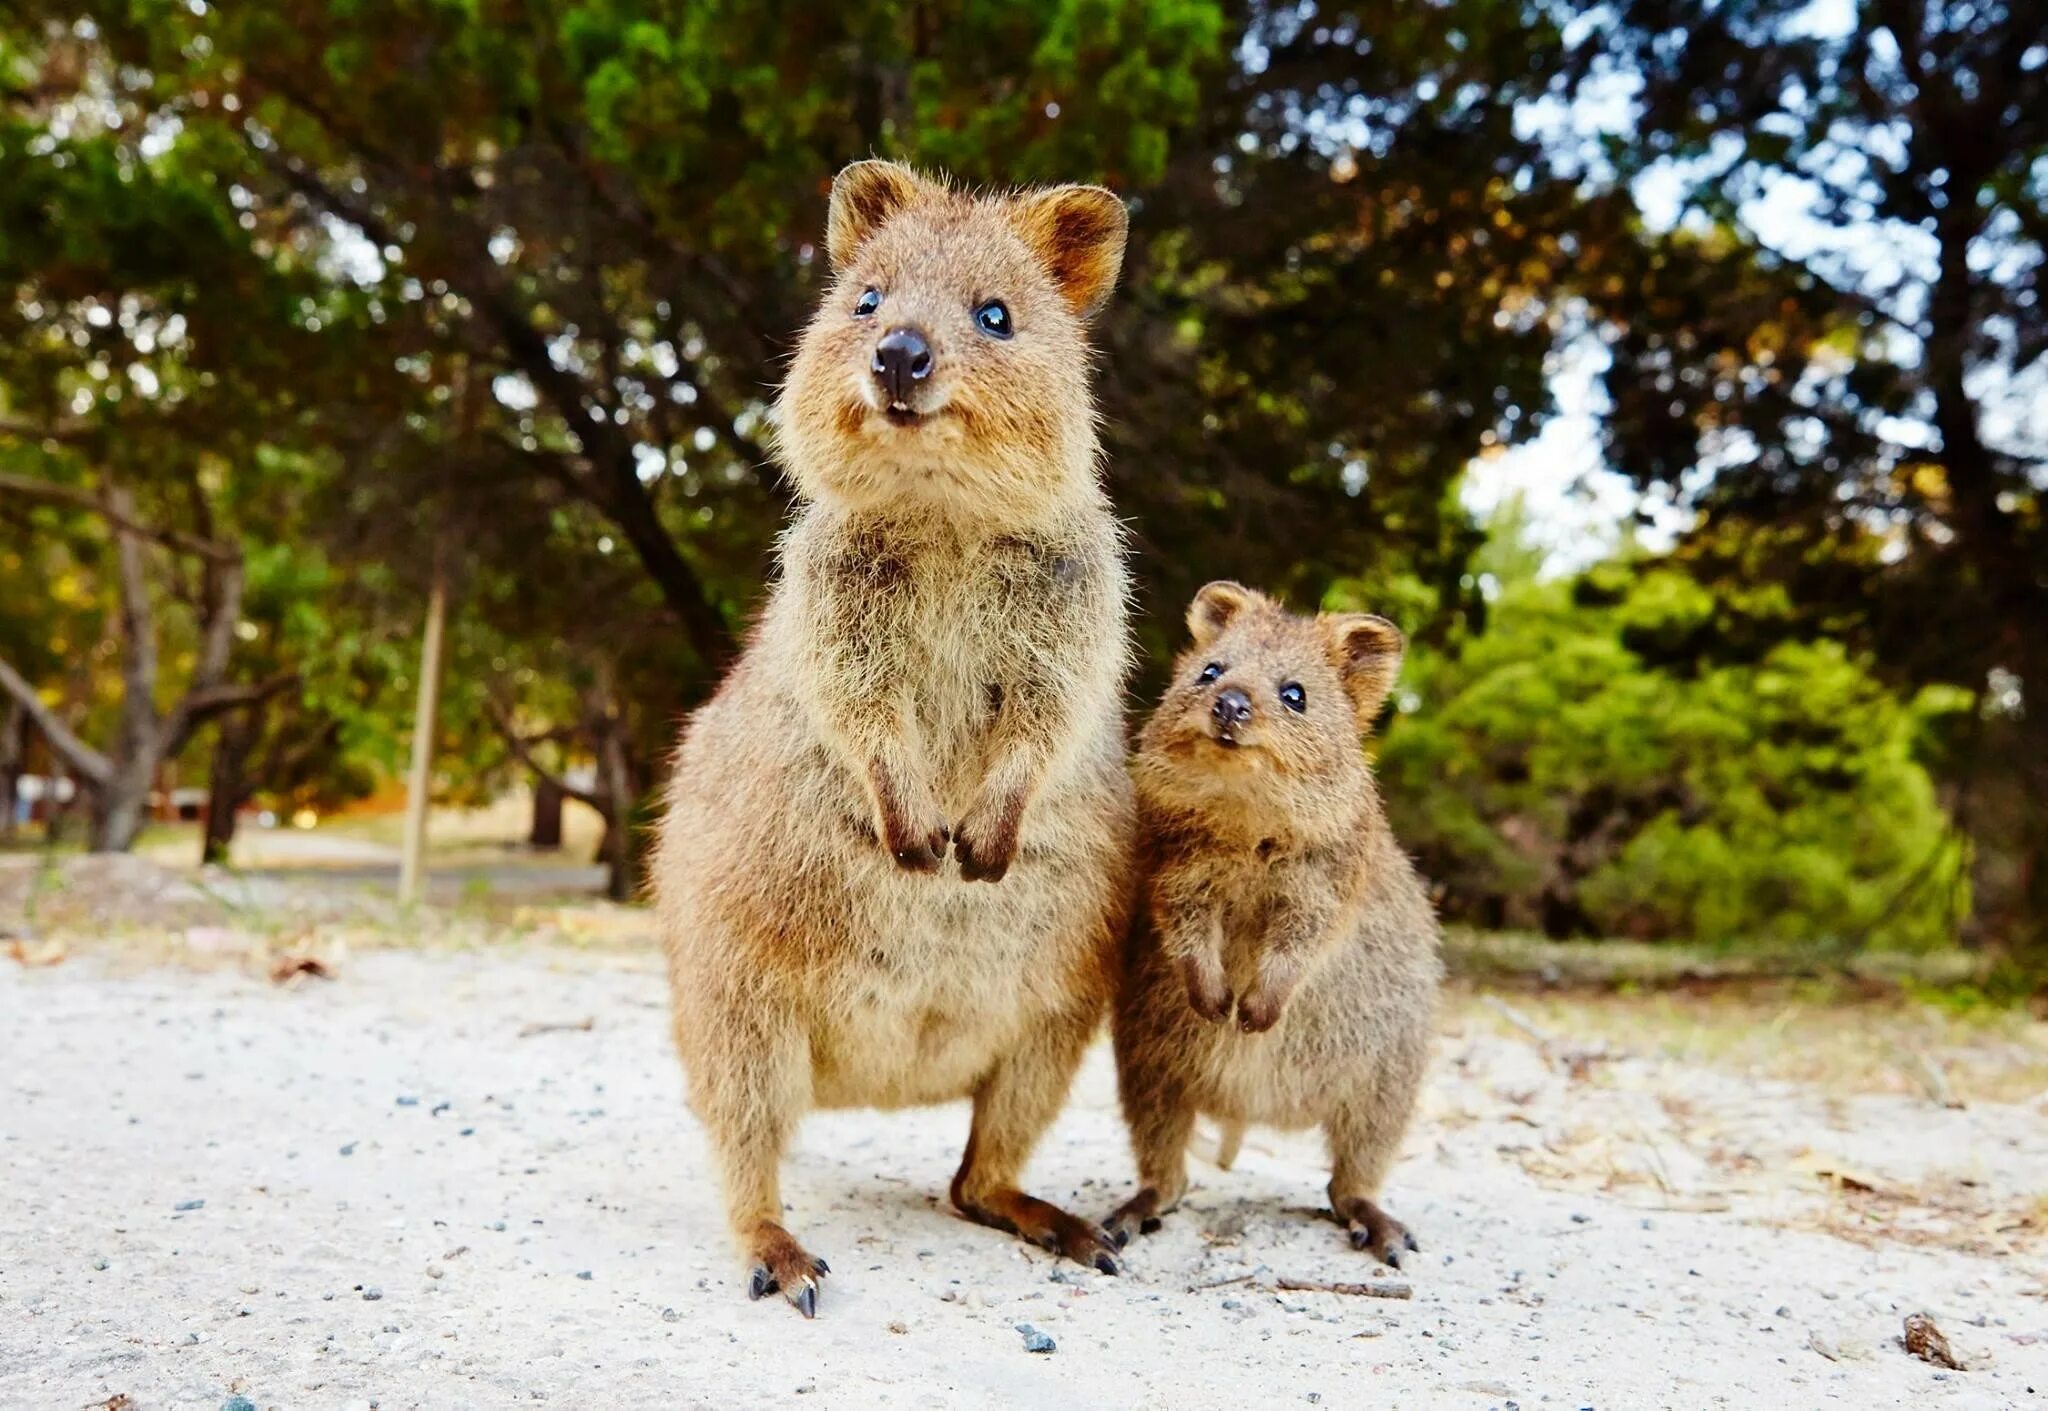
[955,836,1011,883]
[812,1256,831,1275]
[748,1266,776,1300]
[1111,1226,1130,1249]
[1139,1216,1162,1235]
[1093,1251,1120,1276]
[892,844,943,873]
[1404,1231,1420,1252]
[1349,1228,1369,1251]
[1383,1247,1403,1269]
[793,1283,818,1319]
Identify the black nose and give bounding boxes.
[871,327,934,405]
[1211,687,1253,727]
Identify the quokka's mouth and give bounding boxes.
[883,404,925,428]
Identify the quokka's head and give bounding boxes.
[1138,582,1405,810]
[777,160,1127,522]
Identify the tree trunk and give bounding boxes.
[202,710,257,866]
[89,757,154,852]
[528,775,565,851]
[398,563,450,905]
[595,725,636,902]
[0,699,21,845]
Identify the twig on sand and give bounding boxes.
[1909,1051,1964,1110]
[1186,1272,1257,1293]
[518,1016,595,1038]
[1274,1275,1413,1300]
[1482,994,1556,1050]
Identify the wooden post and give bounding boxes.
[397,561,447,905]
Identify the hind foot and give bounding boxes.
[743,1223,831,1318]
[1334,1196,1419,1269]
[956,1187,1123,1275]
[1103,1185,1180,1246]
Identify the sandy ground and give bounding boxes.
[4,938,2046,1410]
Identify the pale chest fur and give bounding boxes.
[776,503,1125,809]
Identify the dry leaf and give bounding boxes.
[6,938,66,967]
[1902,1311,1963,1369]
[268,953,334,983]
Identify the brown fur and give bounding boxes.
[1107,583,1443,1266]
[654,161,1136,1316]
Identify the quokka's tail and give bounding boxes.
[1213,1119,1246,1170]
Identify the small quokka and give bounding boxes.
[1106,581,1443,1264]
[654,160,1138,1318]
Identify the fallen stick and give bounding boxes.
[1186,1272,1257,1293]
[1274,1275,1413,1300]
[518,1016,595,1038]
[1482,994,1555,1050]
[1910,1051,1964,1110]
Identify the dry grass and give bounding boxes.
[1448,981,2048,1106]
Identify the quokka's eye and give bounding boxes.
[973,300,1013,339]
[1197,662,1224,685]
[1280,682,1307,713]
[854,287,883,317]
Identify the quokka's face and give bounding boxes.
[1140,582,1406,801]
[777,161,1127,521]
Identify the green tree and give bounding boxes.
[1378,541,1971,950]
[1580,0,2048,950]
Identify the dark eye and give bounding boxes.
[973,300,1012,339]
[854,287,882,317]
[1280,683,1306,713]
[1197,662,1223,685]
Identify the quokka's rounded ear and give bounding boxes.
[1187,580,1261,647]
[827,160,932,270]
[1324,613,1405,720]
[1009,184,1129,315]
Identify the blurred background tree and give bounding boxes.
[0,2,2037,971]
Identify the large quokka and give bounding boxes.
[653,161,1137,1317]
[1107,582,1443,1265]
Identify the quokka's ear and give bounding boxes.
[1187,580,1262,647]
[1324,613,1405,721]
[827,160,932,269]
[1009,184,1129,315]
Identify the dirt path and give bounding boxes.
[3,945,2043,1409]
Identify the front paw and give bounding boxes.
[1180,954,1233,1023]
[871,763,949,872]
[953,791,1024,883]
[878,803,948,872]
[1235,983,1290,1033]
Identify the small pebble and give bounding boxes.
[339,1142,357,1157]
[460,1128,475,1137]
[661,1308,681,1323]
[92,1257,109,1271]
[432,1102,451,1117]
[362,1287,383,1302]
[173,1199,205,1212]
[1015,1322,1056,1354]
[222,1397,257,1411]
[396,1096,419,1107]
[577,1270,593,1281]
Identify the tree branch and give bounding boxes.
[167,672,300,754]
[485,698,605,810]
[0,656,111,787]
[0,471,241,562]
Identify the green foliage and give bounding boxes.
[1379,543,1972,951]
